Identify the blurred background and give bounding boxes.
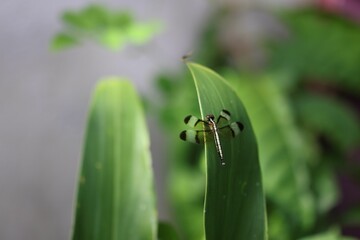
[0,0,359,239]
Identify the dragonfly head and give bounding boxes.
[205,114,215,122]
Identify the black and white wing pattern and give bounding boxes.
[179,115,211,144]
[179,109,244,143]
[180,109,244,165]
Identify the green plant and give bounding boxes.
[53,4,360,240]
[73,79,157,239]
[155,6,360,240]
[51,4,161,51]
[72,65,267,239]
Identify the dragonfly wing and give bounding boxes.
[180,130,203,144]
[180,129,213,144]
[216,109,231,127]
[219,121,244,137]
[184,115,206,128]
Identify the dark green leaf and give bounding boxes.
[187,63,267,240]
[72,79,156,240]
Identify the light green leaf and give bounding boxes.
[53,5,161,52]
[72,79,156,240]
[99,28,126,50]
[50,33,79,51]
[228,73,315,230]
[187,62,267,240]
[126,22,162,45]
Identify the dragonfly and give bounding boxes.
[180,109,244,166]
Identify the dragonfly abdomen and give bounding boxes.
[208,118,225,165]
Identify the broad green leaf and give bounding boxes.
[72,79,156,240]
[187,62,267,240]
[227,73,315,230]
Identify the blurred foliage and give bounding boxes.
[298,228,357,240]
[158,221,180,240]
[154,6,360,240]
[156,71,206,240]
[52,3,360,240]
[295,93,360,153]
[269,9,360,94]
[51,4,161,51]
[227,72,316,232]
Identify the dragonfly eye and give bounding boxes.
[206,114,215,121]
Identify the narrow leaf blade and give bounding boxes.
[187,63,267,240]
[72,79,156,240]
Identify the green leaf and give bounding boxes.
[295,93,360,152]
[54,4,161,52]
[187,63,267,240]
[50,33,79,51]
[62,5,108,30]
[126,22,162,45]
[228,73,315,230]
[62,11,86,28]
[99,28,127,50]
[72,79,157,240]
